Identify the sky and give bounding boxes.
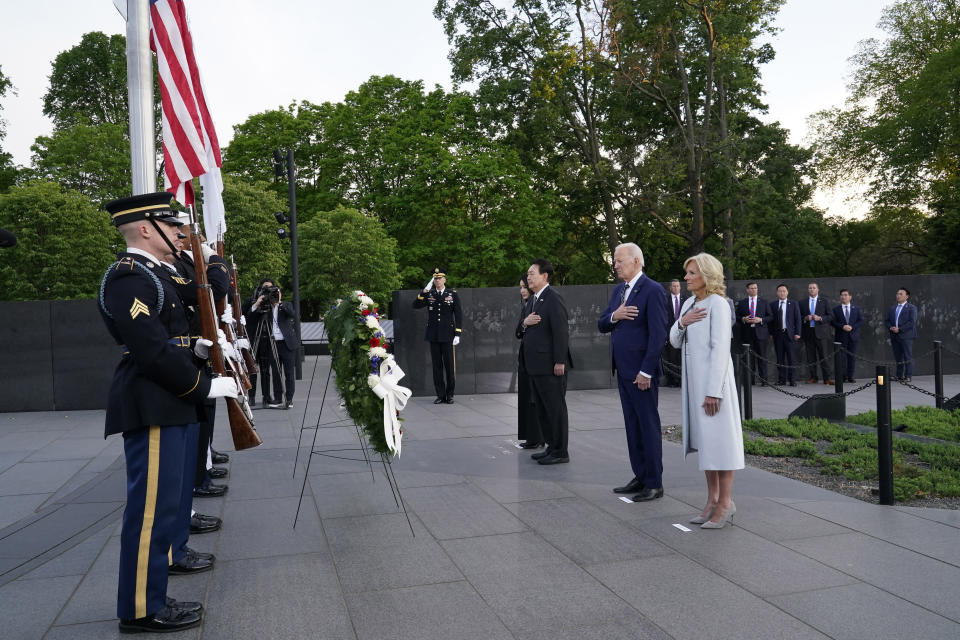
[0,0,889,217]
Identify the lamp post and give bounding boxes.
[273,149,303,379]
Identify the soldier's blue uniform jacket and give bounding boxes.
[172,250,230,335]
[413,287,463,343]
[98,251,212,437]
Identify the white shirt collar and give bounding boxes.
[127,247,163,264]
[624,271,643,292]
[534,283,549,301]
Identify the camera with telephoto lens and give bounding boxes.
[263,285,281,304]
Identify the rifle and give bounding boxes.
[211,240,253,393]
[189,208,262,451]
[229,255,259,375]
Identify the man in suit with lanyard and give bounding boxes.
[99,193,240,633]
[662,279,684,387]
[519,258,573,464]
[771,283,802,386]
[736,281,773,385]
[802,282,834,385]
[885,287,918,381]
[831,289,865,382]
[598,243,668,501]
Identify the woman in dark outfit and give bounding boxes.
[515,274,544,448]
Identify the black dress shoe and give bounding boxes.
[537,454,569,465]
[531,449,552,460]
[192,483,227,498]
[189,513,221,534]
[632,487,664,501]
[183,547,215,562]
[169,553,214,575]
[788,381,797,387]
[519,441,545,449]
[208,466,228,479]
[613,478,644,494]
[119,606,201,634]
[211,450,229,464]
[444,396,455,404]
[166,596,203,614]
[433,397,444,404]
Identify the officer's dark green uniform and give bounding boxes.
[412,267,463,403]
[98,193,210,632]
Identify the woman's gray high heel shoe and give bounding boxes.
[689,508,713,525]
[700,501,735,529]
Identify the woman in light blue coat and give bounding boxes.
[669,253,744,529]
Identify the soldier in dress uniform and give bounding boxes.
[99,192,239,634]
[412,267,463,404]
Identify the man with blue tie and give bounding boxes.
[831,289,865,382]
[885,287,918,381]
[598,243,668,501]
[802,282,834,385]
[771,284,802,386]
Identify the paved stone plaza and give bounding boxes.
[1,357,958,639]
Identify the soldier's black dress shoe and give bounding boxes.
[189,513,221,534]
[208,466,228,479]
[433,397,444,404]
[537,454,569,465]
[192,483,227,498]
[613,477,644,494]
[119,606,201,634]
[531,449,552,460]
[166,597,203,613]
[632,487,664,502]
[444,396,455,404]
[183,547,215,562]
[169,552,214,575]
[211,450,229,464]
[520,441,545,449]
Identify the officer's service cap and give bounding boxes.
[432,267,446,278]
[106,192,184,227]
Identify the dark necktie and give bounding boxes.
[620,283,630,305]
[674,296,680,319]
[844,306,849,322]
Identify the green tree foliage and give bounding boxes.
[218,174,289,297]
[812,0,960,272]
[0,65,18,192]
[31,122,131,205]
[298,206,400,317]
[0,181,119,300]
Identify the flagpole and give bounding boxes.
[125,0,156,195]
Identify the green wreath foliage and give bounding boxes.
[325,292,394,454]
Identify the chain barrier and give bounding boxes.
[940,344,960,359]
[836,344,939,367]
[894,377,948,402]
[751,373,877,400]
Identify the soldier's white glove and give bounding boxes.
[221,310,234,325]
[194,338,214,359]
[453,336,460,346]
[222,340,239,362]
[200,242,216,262]
[423,276,434,293]
[207,376,240,399]
[236,338,250,351]
[239,314,247,326]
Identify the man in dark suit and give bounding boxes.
[246,281,299,408]
[736,282,773,385]
[801,282,834,384]
[885,287,918,381]
[662,279,684,387]
[598,243,668,501]
[413,267,463,404]
[771,284,802,386]
[519,258,573,465]
[831,289,865,382]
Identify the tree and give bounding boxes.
[218,174,289,298]
[0,181,119,300]
[31,122,131,205]
[0,65,17,192]
[298,206,400,316]
[811,0,960,272]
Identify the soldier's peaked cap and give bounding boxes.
[106,192,183,227]
[432,267,446,278]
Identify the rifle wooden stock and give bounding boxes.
[229,256,259,374]
[192,225,262,451]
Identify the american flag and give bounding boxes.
[148,0,226,237]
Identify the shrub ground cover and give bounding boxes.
[845,406,960,442]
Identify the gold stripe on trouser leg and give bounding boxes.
[168,547,173,565]
[135,426,162,619]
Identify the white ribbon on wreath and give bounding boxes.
[369,356,412,456]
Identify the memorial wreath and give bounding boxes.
[325,291,411,456]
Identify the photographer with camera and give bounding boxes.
[242,278,299,408]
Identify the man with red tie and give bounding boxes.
[736,282,773,385]
[662,279,685,387]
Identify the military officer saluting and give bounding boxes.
[99,192,239,634]
[413,267,463,404]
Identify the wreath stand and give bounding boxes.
[292,354,414,536]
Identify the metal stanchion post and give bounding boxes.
[742,344,753,420]
[934,340,944,410]
[876,366,894,505]
[834,341,843,394]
